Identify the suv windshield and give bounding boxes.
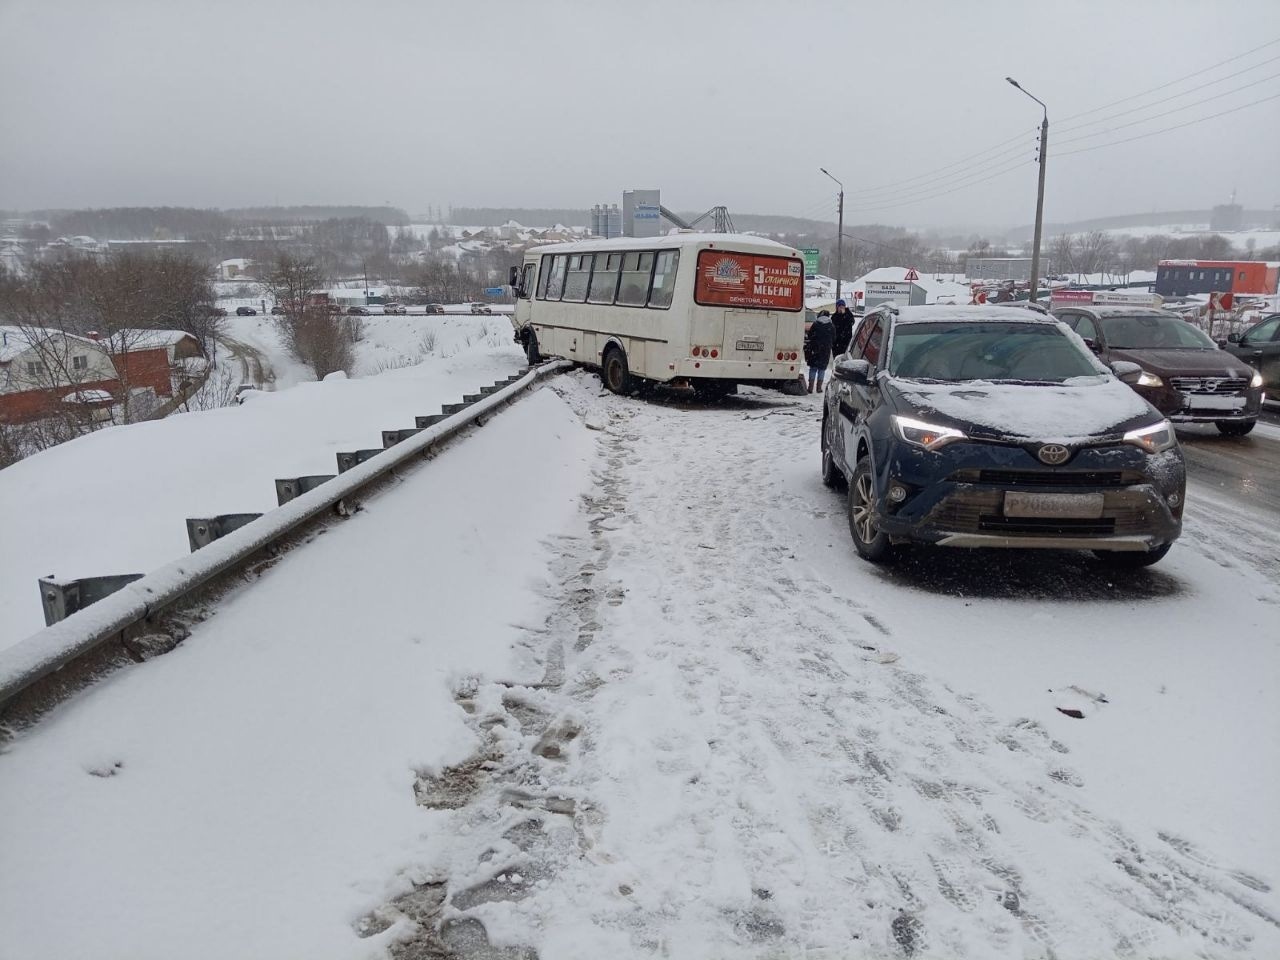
[889,321,1101,382]
[1101,314,1215,349]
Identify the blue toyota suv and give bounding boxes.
[820,305,1186,567]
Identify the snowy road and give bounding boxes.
[1,373,1277,959]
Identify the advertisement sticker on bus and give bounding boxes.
[695,250,803,310]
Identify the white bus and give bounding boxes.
[507,233,806,396]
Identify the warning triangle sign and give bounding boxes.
[904,267,919,281]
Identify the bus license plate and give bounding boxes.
[1004,492,1104,518]
[735,340,764,351]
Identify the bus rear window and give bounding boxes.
[694,250,803,311]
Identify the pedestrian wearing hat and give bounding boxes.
[806,311,834,394]
[831,299,855,356]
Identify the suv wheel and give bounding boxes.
[524,329,541,365]
[1215,419,1255,437]
[848,458,892,562]
[820,416,844,489]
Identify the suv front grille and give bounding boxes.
[978,515,1116,535]
[951,468,1135,488]
[1169,376,1250,395]
[928,489,1156,538]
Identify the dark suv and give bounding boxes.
[821,305,1185,567]
[1051,305,1264,436]
[1224,313,1280,391]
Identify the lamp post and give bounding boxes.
[1006,77,1048,304]
[820,167,845,304]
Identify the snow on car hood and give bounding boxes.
[894,376,1157,443]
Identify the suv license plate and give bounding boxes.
[735,340,764,351]
[1004,492,1104,519]
[1186,394,1244,412]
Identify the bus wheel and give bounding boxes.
[602,346,632,394]
[524,329,541,366]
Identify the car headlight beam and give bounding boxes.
[1122,420,1177,454]
[892,415,967,451]
[1136,370,1163,387]
[1251,370,1264,388]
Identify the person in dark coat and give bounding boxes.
[806,312,834,393]
[830,299,856,356]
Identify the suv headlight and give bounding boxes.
[1122,420,1177,454]
[1251,370,1264,388]
[1136,370,1163,387]
[893,415,967,451]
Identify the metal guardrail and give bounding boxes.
[0,361,571,724]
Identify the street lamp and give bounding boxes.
[820,167,845,304]
[1006,77,1048,304]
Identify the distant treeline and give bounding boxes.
[225,205,410,226]
[47,207,233,241]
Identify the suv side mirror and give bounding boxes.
[833,357,871,384]
[1227,332,1242,344]
[1110,360,1143,384]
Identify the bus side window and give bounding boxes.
[617,252,655,306]
[536,254,553,299]
[520,263,536,299]
[562,254,593,302]
[588,253,622,303]
[648,250,679,308]
[544,255,568,300]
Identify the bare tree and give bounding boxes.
[263,253,353,378]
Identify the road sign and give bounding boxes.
[482,287,505,297]
[1210,291,1233,312]
[802,248,821,276]
[904,267,919,281]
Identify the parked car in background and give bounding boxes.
[347,306,371,316]
[1051,305,1264,436]
[236,306,257,316]
[822,305,1185,567]
[382,302,407,315]
[469,302,492,315]
[1224,313,1280,391]
[327,303,342,314]
[423,303,445,315]
[270,305,285,315]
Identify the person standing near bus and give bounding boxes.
[831,299,855,356]
[806,311,834,394]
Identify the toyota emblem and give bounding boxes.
[1037,443,1070,465]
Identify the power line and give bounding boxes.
[1055,90,1280,158]
[1057,35,1280,123]
[842,157,1031,215]
[1053,71,1280,148]
[1054,53,1280,135]
[839,129,1033,200]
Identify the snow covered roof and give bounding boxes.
[528,232,800,256]
[0,325,105,362]
[107,329,197,351]
[891,304,1061,325]
[62,389,114,404]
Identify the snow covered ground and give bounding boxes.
[0,315,524,651]
[1,373,1276,959]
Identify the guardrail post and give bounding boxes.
[275,475,335,506]
[38,574,145,627]
[335,449,383,473]
[382,428,424,448]
[186,513,264,552]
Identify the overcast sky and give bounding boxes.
[2,0,1278,232]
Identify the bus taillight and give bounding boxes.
[710,349,718,359]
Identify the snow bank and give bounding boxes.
[0,386,598,960]
[0,318,525,650]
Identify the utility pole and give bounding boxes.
[820,168,845,303]
[1007,78,1048,304]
